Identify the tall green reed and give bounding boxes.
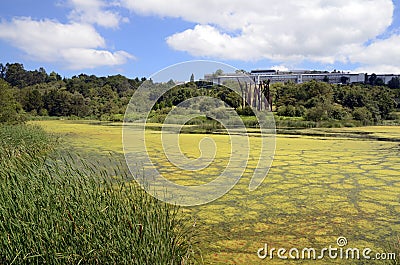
[0,125,197,264]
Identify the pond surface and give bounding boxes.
[32,120,400,264]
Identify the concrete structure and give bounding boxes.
[204,70,371,85]
[374,74,400,84]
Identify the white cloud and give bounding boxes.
[165,25,246,60]
[67,0,127,28]
[61,49,133,70]
[350,35,400,74]
[0,17,134,69]
[122,0,399,72]
[354,64,400,75]
[271,65,289,72]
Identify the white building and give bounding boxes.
[205,70,370,85]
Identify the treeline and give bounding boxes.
[0,63,146,123]
[0,62,399,126]
[154,81,241,110]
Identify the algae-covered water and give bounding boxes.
[32,120,400,264]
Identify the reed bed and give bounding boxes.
[0,125,196,264]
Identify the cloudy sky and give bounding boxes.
[0,0,399,78]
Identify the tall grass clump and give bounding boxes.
[0,125,197,264]
[0,124,56,160]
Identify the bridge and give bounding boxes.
[236,77,273,112]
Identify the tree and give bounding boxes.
[341,86,366,109]
[352,107,373,125]
[305,105,327,121]
[98,84,118,101]
[0,79,24,123]
[66,76,91,97]
[166,79,175,87]
[21,89,43,114]
[375,78,384,86]
[0,63,5,79]
[212,69,224,77]
[371,87,396,120]
[277,105,297,117]
[30,67,48,84]
[4,63,27,88]
[235,69,247,74]
[48,71,62,82]
[301,80,334,107]
[220,90,241,109]
[328,103,350,120]
[70,92,90,117]
[43,89,73,116]
[369,73,377,85]
[388,77,400,89]
[190,73,195,83]
[106,74,132,96]
[340,76,349,84]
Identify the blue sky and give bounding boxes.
[0,0,399,79]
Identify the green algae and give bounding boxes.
[31,120,400,265]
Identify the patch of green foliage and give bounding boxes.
[0,79,25,124]
[273,80,398,124]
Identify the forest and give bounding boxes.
[0,62,146,122]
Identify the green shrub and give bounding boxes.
[236,106,255,116]
[352,107,374,125]
[387,112,400,121]
[0,79,25,124]
[277,105,305,117]
[328,104,351,120]
[305,105,328,121]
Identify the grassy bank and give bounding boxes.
[0,124,196,264]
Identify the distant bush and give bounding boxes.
[328,104,351,120]
[305,105,328,122]
[277,105,305,117]
[0,79,25,124]
[236,106,255,116]
[275,119,316,129]
[352,107,374,125]
[387,112,400,121]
